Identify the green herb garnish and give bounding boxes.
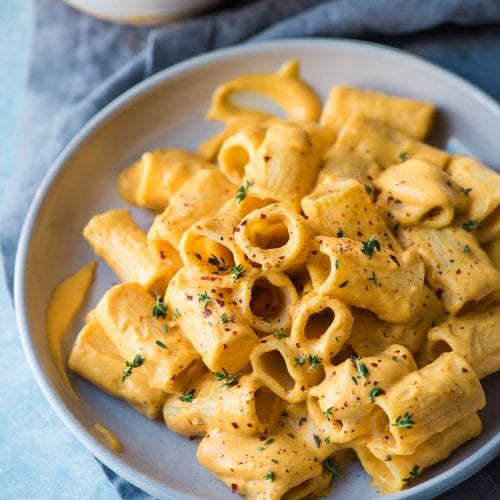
[235,180,253,203]
[393,412,416,429]
[151,289,167,319]
[230,264,246,282]
[338,280,349,288]
[368,386,384,400]
[361,235,381,258]
[208,254,228,271]
[198,291,212,309]
[463,244,471,254]
[325,458,340,475]
[462,219,479,232]
[179,388,195,403]
[121,354,144,383]
[461,187,472,196]
[173,308,182,319]
[351,356,368,380]
[399,151,409,162]
[155,340,167,349]
[273,328,287,340]
[295,354,306,366]
[368,271,378,286]
[214,368,240,388]
[308,354,321,372]
[313,434,321,448]
[402,464,420,484]
[263,471,275,481]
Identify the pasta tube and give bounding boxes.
[117,148,212,212]
[373,352,485,456]
[290,292,353,360]
[179,211,247,280]
[234,202,311,271]
[147,169,235,258]
[320,86,435,140]
[165,266,259,372]
[244,122,321,210]
[427,306,500,378]
[218,125,266,185]
[68,318,167,419]
[448,155,500,242]
[94,282,201,393]
[163,373,282,437]
[250,337,325,403]
[307,236,425,323]
[399,226,500,313]
[301,178,399,250]
[83,209,177,294]
[348,285,444,356]
[231,268,298,334]
[355,412,481,493]
[375,159,468,228]
[334,114,448,170]
[310,345,416,423]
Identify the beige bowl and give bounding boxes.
[62,0,223,25]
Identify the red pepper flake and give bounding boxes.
[461,367,468,373]
[231,422,239,429]
[233,226,240,232]
[201,275,216,281]
[231,484,238,494]
[260,214,267,219]
[159,250,166,259]
[186,295,193,301]
[241,220,248,226]
[203,309,212,318]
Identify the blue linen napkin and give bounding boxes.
[1,0,499,497]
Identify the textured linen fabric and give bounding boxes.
[1,0,499,498]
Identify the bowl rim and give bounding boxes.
[14,37,500,499]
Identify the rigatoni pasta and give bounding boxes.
[61,60,500,499]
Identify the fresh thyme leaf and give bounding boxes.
[151,289,167,319]
[294,354,306,366]
[308,354,321,372]
[365,184,373,195]
[273,328,287,340]
[463,244,471,254]
[368,386,384,400]
[361,235,381,258]
[351,356,368,380]
[198,291,212,309]
[338,280,349,288]
[402,464,420,484]
[336,229,345,238]
[162,323,169,332]
[271,459,279,464]
[335,259,340,269]
[264,438,275,446]
[368,271,378,286]
[287,433,295,439]
[399,151,409,162]
[214,368,240,388]
[219,312,229,325]
[121,354,144,383]
[263,471,275,482]
[461,187,472,196]
[351,375,358,385]
[235,180,253,203]
[393,412,416,429]
[324,458,340,475]
[298,416,307,426]
[313,434,321,448]
[207,254,229,271]
[172,308,182,319]
[324,407,333,421]
[179,388,195,403]
[155,340,167,349]
[230,264,246,282]
[462,219,479,232]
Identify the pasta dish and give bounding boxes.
[56,60,500,499]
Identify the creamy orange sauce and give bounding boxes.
[94,423,123,453]
[45,261,96,400]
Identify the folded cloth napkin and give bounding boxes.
[1,0,500,497]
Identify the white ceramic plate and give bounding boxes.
[15,39,500,499]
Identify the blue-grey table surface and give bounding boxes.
[0,0,499,499]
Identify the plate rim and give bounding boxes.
[13,37,500,500]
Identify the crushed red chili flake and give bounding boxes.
[231,484,238,494]
[203,309,212,318]
[260,214,267,219]
[231,422,239,429]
